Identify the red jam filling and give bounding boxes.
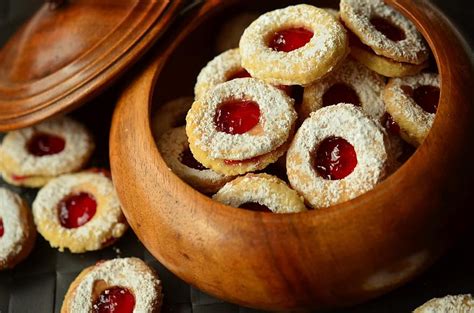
[93,287,136,313]
[412,85,440,114]
[58,192,97,229]
[322,83,361,107]
[314,137,358,180]
[223,155,260,165]
[215,100,260,135]
[277,85,304,105]
[239,202,272,213]
[11,174,29,181]
[370,17,406,42]
[27,132,65,157]
[0,218,4,238]
[382,112,401,136]
[227,68,252,81]
[269,27,314,52]
[179,148,206,171]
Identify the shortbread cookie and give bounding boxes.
[287,104,389,208]
[33,172,127,253]
[384,73,439,146]
[0,188,36,270]
[152,97,193,139]
[157,127,233,193]
[240,4,349,85]
[414,294,474,313]
[61,258,162,313]
[213,173,306,213]
[0,116,94,188]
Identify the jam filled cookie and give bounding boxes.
[0,116,94,188]
[61,257,162,313]
[152,97,193,139]
[157,127,233,193]
[0,188,36,270]
[32,172,127,253]
[383,73,439,146]
[340,0,429,65]
[414,294,474,313]
[215,12,259,53]
[301,59,385,122]
[240,4,349,86]
[287,104,389,208]
[213,173,306,213]
[186,78,297,176]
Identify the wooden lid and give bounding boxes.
[0,0,183,130]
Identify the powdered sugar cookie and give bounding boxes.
[61,258,162,313]
[213,173,306,213]
[340,0,429,65]
[186,78,296,176]
[287,104,389,208]
[157,127,233,193]
[240,4,349,86]
[0,188,36,270]
[0,116,94,188]
[301,58,386,122]
[215,12,259,53]
[384,73,439,146]
[32,172,127,253]
[414,294,474,313]
[151,97,193,139]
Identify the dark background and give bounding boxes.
[0,1,473,313]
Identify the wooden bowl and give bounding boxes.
[110,0,474,310]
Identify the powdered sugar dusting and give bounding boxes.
[414,294,474,313]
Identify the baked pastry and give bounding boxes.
[301,58,386,122]
[384,72,439,146]
[61,257,162,313]
[186,78,297,176]
[340,0,429,77]
[151,97,193,139]
[414,294,474,313]
[157,127,233,193]
[32,172,127,253]
[287,104,389,208]
[240,4,349,85]
[215,12,259,53]
[213,173,306,213]
[0,116,94,188]
[0,188,36,270]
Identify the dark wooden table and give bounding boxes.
[0,1,472,312]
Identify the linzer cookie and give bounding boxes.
[240,4,349,85]
[414,294,474,313]
[157,127,233,193]
[384,73,439,146]
[152,97,193,139]
[287,104,389,208]
[32,172,127,253]
[0,116,94,188]
[61,258,162,313]
[186,78,296,176]
[0,188,36,270]
[213,173,306,213]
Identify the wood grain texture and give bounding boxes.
[0,0,183,131]
[110,0,474,310]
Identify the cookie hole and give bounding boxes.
[313,136,358,180]
[58,192,97,229]
[268,27,314,52]
[370,17,406,42]
[239,202,272,213]
[27,132,65,157]
[323,83,361,107]
[179,148,206,171]
[382,112,400,136]
[214,99,260,134]
[226,68,251,81]
[0,218,4,238]
[93,286,136,313]
[413,85,440,114]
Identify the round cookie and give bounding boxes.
[213,173,306,213]
[215,12,259,53]
[340,0,429,65]
[0,116,94,188]
[414,294,474,313]
[287,104,389,209]
[151,97,193,139]
[157,127,233,193]
[0,188,36,270]
[384,72,440,146]
[32,172,127,253]
[61,258,162,313]
[240,4,349,85]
